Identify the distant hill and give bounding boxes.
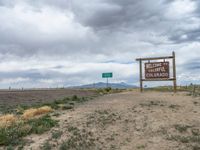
[72,82,137,89]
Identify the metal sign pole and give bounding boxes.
[107,78,108,88]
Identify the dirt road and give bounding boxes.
[24,91,200,150]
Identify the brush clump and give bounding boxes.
[22,106,53,120]
[0,114,17,128]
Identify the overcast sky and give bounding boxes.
[0,0,199,88]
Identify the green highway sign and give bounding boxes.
[102,72,113,78]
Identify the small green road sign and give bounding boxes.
[102,72,113,78]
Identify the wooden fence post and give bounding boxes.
[193,85,196,96]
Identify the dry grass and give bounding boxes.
[0,114,17,128]
[0,106,53,128]
[22,106,53,120]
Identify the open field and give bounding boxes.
[0,89,200,149]
[0,89,98,106]
[0,89,100,114]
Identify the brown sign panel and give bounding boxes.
[145,62,169,79]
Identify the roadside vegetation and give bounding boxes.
[145,85,200,96]
[164,124,200,150]
[0,112,57,147]
[96,87,125,95]
[0,88,125,148]
[39,109,122,150]
[145,85,188,92]
[0,88,124,115]
[0,95,91,148]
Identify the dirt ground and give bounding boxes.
[0,89,97,107]
[13,91,200,149]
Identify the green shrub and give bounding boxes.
[72,95,78,101]
[0,115,57,146]
[61,105,74,110]
[0,122,28,145]
[42,141,52,150]
[6,145,14,150]
[51,130,63,139]
[59,141,68,150]
[105,87,112,92]
[174,124,191,133]
[61,126,95,150]
[27,115,58,134]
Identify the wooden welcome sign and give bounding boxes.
[136,52,177,92]
[145,62,169,79]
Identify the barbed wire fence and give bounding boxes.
[191,84,200,96]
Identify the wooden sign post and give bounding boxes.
[136,52,177,93]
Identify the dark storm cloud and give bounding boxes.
[0,0,199,57]
[0,0,199,88]
[71,0,200,44]
[71,0,167,30]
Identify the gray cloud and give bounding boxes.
[72,0,166,30]
[0,0,199,88]
[169,29,200,44]
[184,58,200,70]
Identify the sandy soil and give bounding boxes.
[21,91,200,149]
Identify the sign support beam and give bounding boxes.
[139,59,143,92]
[173,52,177,93]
